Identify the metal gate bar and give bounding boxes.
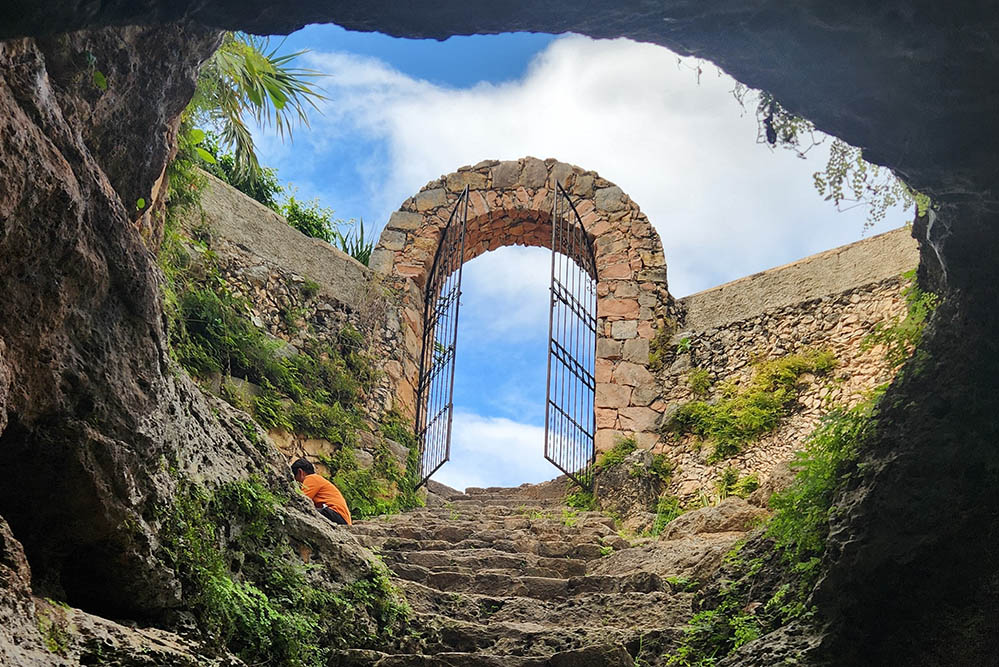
[414,186,469,489]
[545,183,598,489]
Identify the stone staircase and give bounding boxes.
[332,486,698,666]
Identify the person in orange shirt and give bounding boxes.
[291,458,352,526]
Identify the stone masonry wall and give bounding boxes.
[653,227,919,502]
[186,173,410,468]
[372,157,680,452]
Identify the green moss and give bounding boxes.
[663,349,837,462]
[159,477,409,665]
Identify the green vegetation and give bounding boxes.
[316,414,423,520]
[731,86,931,228]
[665,576,699,593]
[188,32,325,180]
[36,603,72,654]
[596,436,638,468]
[767,390,880,563]
[715,467,760,500]
[565,487,597,511]
[686,368,712,396]
[862,269,939,369]
[667,390,883,665]
[663,349,837,462]
[649,494,684,536]
[160,477,409,665]
[647,320,677,372]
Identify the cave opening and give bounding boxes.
[0,415,153,620]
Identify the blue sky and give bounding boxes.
[252,26,912,491]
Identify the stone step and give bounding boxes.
[357,535,612,561]
[442,497,568,508]
[388,564,667,598]
[331,643,635,666]
[384,548,589,578]
[398,579,695,629]
[405,612,684,658]
[352,523,617,546]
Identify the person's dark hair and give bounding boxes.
[291,458,315,476]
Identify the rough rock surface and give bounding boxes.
[1,4,998,665]
[0,22,386,666]
[343,484,765,665]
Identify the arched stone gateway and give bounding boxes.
[371,157,680,470]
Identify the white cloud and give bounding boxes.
[431,411,558,492]
[279,35,909,298]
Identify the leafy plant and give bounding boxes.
[596,436,638,468]
[283,195,338,243]
[649,494,684,536]
[188,32,326,181]
[686,368,712,395]
[862,269,938,369]
[565,487,597,511]
[664,349,837,461]
[745,89,930,228]
[334,217,375,266]
[768,390,881,563]
[716,467,759,500]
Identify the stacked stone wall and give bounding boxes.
[655,227,919,502]
[187,174,410,467]
[372,157,680,451]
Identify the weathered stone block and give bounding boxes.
[415,188,447,211]
[595,382,631,408]
[493,160,521,188]
[368,248,394,274]
[521,157,547,187]
[611,320,638,340]
[386,210,423,230]
[596,338,623,360]
[618,406,660,432]
[594,185,625,212]
[599,297,640,319]
[622,337,650,364]
[380,229,407,251]
[446,171,487,192]
[613,361,654,387]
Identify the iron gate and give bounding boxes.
[414,186,469,489]
[545,183,598,488]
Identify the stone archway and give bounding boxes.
[371,157,679,453]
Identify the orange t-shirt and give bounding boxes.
[301,474,352,525]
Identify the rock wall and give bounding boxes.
[0,26,390,664]
[4,3,999,664]
[654,228,919,501]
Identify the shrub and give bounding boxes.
[767,390,880,562]
[283,195,337,243]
